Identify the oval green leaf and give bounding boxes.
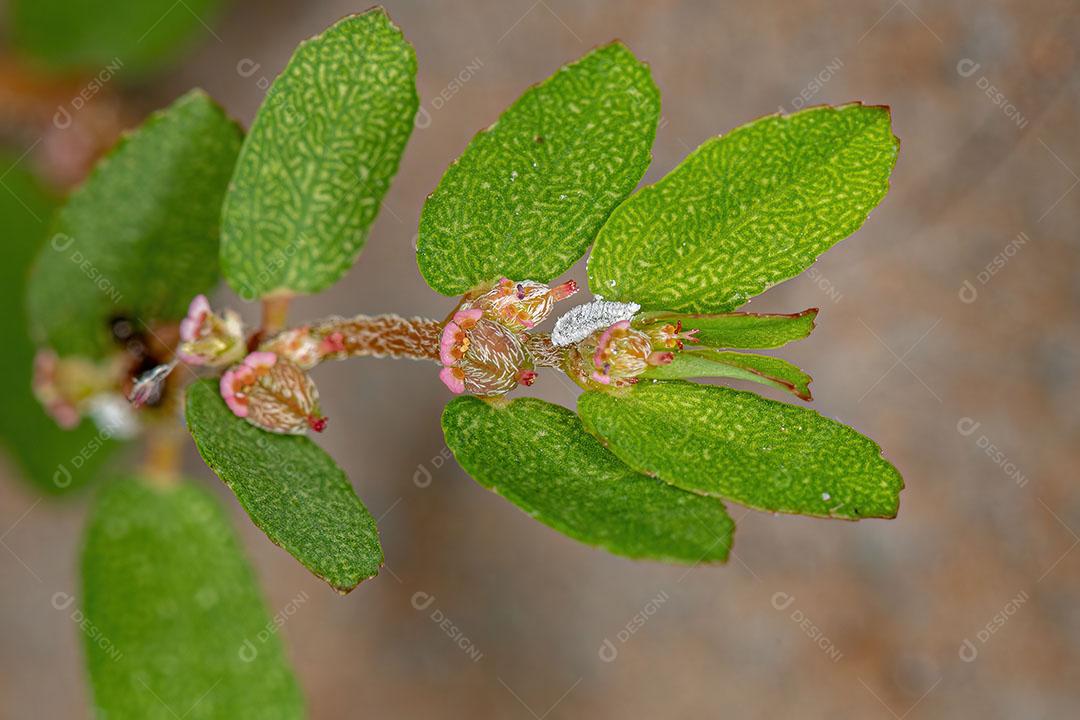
[634,308,818,349]
[418,42,659,295]
[0,153,119,493]
[578,381,902,519]
[82,477,303,719]
[442,396,733,563]
[185,379,382,592]
[26,89,242,358]
[220,9,418,298]
[643,349,813,401]
[589,104,898,312]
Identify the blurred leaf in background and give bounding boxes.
[10,0,223,76]
[0,149,119,494]
[26,90,242,359]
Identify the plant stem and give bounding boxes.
[142,423,183,488]
[324,314,443,362]
[261,295,291,335]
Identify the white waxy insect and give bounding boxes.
[551,298,641,347]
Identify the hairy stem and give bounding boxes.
[524,334,567,368]
[273,314,444,363]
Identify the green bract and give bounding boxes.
[27,90,242,358]
[220,9,418,299]
[186,380,382,592]
[588,104,898,312]
[578,382,903,519]
[418,42,659,295]
[634,309,818,349]
[82,478,303,719]
[443,396,733,563]
[643,349,813,401]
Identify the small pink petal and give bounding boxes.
[439,366,466,394]
[243,351,277,370]
[593,320,631,367]
[177,349,206,366]
[439,322,462,366]
[220,370,248,418]
[180,295,211,342]
[452,307,483,325]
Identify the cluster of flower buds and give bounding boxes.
[220,351,327,435]
[552,299,698,389]
[437,278,578,395]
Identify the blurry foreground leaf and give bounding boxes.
[0,150,117,494]
[12,0,222,75]
[82,477,303,719]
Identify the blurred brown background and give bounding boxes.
[2,0,1079,717]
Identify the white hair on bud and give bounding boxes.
[551,297,641,347]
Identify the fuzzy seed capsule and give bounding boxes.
[220,352,327,435]
[438,308,533,396]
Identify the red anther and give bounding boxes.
[518,369,538,386]
[550,280,578,302]
[308,415,329,432]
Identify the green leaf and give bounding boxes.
[220,10,418,299]
[442,396,733,563]
[418,42,659,295]
[635,308,817,348]
[12,0,221,74]
[185,380,381,592]
[589,104,898,312]
[578,382,902,519]
[0,149,119,494]
[643,350,813,401]
[82,477,303,719]
[26,90,242,359]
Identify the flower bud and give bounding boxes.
[177,295,246,367]
[643,319,699,350]
[438,308,534,396]
[568,320,673,388]
[468,277,578,331]
[220,352,327,435]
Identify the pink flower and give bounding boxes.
[436,307,532,396]
[469,278,578,331]
[177,295,245,367]
[179,294,211,344]
[220,352,326,435]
